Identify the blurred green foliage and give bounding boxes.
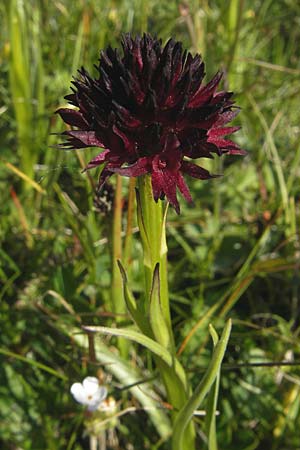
[1,0,300,448]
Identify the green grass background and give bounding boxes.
[1,0,300,448]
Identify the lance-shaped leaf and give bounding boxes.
[84,325,188,391]
[159,203,168,259]
[205,324,221,450]
[172,319,232,450]
[149,263,172,349]
[117,260,152,336]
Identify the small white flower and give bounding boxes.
[70,376,107,411]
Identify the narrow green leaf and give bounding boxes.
[117,260,151,335]
[159,203,168,258]
[32,5,45,145]
[248,93,289,219]
[205,324,221,450]
[84,325,187,389]
[53,183,95,266]
[172,319,232,450]
[149,263,171,349]
[71,19,85,75]
[0,348,66,380]
[209,324,219,347]
[205,375,220,450]
[3,160,45,193]
[117,260,138,315]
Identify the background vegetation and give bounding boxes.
[1,0,300,448]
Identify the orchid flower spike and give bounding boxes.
[57,33,245,214]
[70,376,107,411]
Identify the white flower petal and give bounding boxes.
[93,386,108,404]
[70,377,108,410]
[99,386,108,402]
[70,382,88,405]
[82,376,100,396]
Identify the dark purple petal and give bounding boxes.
[97,164,115,188]
[85,149,110,170]
[112,125,136,156]
[181,161,218,180]
[207,137,241,150]
[214,108,241,126]
[152,167,180,213]
[151,169,164,202]
[208,126,241,138]
[65,131,105,148]
[56,108,89,129]
[188,72,223,108]
[176,172,193,203]
[112,102,143,127]
[109,157,151,177]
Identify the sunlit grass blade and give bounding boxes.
[32,5,45,144]
[9,186,33,248]
[8,0,34,180]
[178,223,273,354]
[83,325,188,389]
[239,57,300,75]
[273,384,300,441]
[3,160,45,193]
[0,348,67,380]
[52,182,96,267]
[172,320,232,450]
[205,325,221,450]
[225,0,244,81]
[247,93,290,225]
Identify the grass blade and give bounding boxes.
[172,319,232,450]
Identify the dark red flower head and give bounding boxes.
[57,33,245,213]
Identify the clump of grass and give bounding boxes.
[6,0,46,183]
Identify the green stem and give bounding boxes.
[123,177,136,268]
[111,175,127,356]
[136,175,195,450]
[137,176,171,335]
[111,175,123,312]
